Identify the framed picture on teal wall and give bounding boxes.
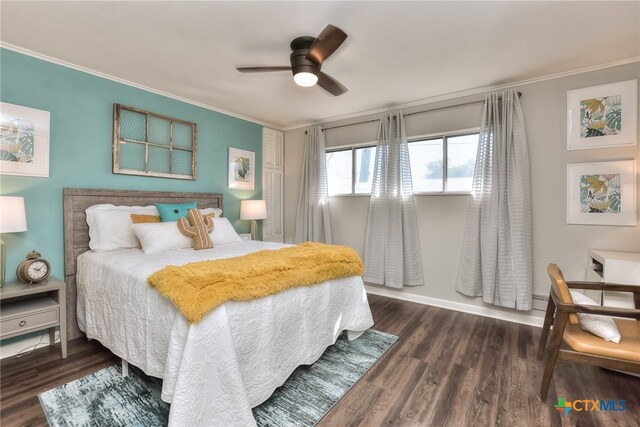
[228,147,255,190]
[0,102,50,177]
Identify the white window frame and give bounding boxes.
[325,127,480,197]
[326,143,377,197]
[409,127,480,195]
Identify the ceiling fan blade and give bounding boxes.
[236,66,291,73]
[317,72,348,96]
[306,25,347,65]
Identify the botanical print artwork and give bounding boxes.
[580,174,621,213]
[568,160,635,226]
[0,114,35,163]
[228,147,254,190]
[580,95,621,138]
[233,156,251,182]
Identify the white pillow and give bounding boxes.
[570,290,621,344]
[201,207,223,217]
[86,204,158,252]
[210,217,242,245]
[131,222,192,254]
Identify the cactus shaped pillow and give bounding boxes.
[177,208,215,250]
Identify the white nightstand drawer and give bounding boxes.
[239,233,252,241]
[0,298,59,338]
[0,278,67,358]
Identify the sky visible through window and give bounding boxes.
[326,149,352,195]
[409,138,444,192]
[355,147,375,193]
[446,134,479,191]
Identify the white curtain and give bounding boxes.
[456,90,532,310]
[294,126,332,243]
[364,112,424,288]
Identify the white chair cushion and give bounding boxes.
[570,290,621,344]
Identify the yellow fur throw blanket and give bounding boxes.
[147,242,364,323]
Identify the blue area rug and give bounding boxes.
[39,329,397,426]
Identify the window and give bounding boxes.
[354,146,376,194]
[408,138,444,192]
[326,146,376,196]
[326,149,352,195]
[446,134,479,191]
[326,130,479,196]
[409,132,479,193]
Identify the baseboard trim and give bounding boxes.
[365,286,544,328]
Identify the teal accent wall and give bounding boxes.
[0,48,263,283]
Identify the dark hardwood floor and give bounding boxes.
[1,294,638,426]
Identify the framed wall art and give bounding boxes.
[567,160,636,226]
[228,147,255,190]
[0,102,50,177]
[567,79,637,150]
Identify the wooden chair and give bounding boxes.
[537,263,640,400]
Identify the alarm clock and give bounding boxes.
[16,251,51,284]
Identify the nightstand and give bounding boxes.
[0,277,67,359]
[239,233,252,241]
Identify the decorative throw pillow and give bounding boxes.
[131,214,162,224]
[132,209,219,224]
[86,204,157,251]
[177,208,215,250]
[210,217,243,245]
[570,290,621,344]
[155,201,197,222]
[200,208,223,218]
[131,222,192,254]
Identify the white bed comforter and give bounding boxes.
[76,241,374,426]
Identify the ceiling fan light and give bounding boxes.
[293,71,318,87]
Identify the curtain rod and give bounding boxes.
[305,92,522,134]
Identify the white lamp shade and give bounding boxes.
[0,196,27,233]
[240,200,267,220]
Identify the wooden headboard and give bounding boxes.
[63,188,223,339]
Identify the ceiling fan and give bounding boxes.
[236,25,348,96]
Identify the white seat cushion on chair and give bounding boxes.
[569,290,621,344]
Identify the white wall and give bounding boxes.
[284,63,640,321]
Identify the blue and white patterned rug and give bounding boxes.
[39,329,397,426]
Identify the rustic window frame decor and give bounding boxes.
[113,104,197,180]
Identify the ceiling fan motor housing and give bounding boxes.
[290,36,320,78]
[290,49,321,78]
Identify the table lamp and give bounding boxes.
[240,200,267,241]
[0,196,28,286]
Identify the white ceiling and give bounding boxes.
[1,1,639,129]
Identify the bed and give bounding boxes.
[63,188,374,426]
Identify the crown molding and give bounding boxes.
[283,56,640,131]
[0,42,283,131]
[2,42,637,133]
